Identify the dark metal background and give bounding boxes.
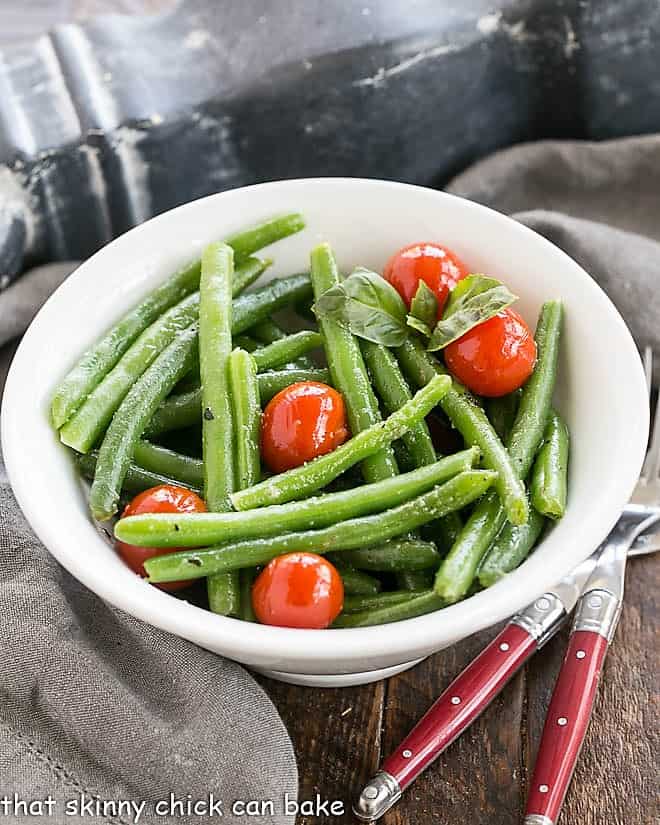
[1,0,660,286]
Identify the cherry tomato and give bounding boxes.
[444,308,537,397]
[116,484,207,592]
[251,552,344,628]
[384,242,470,315]
[261,381,349,473]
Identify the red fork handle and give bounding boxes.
[524,630,609,825]
[382,623,538,789]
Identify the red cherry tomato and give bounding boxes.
[116,484,207,592]
[251,552,344,628]
[261,381,349,473]
[384,242,470,315]
[444,308,537,397]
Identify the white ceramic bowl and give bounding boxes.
[1,179,648,687]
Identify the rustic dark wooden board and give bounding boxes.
[263,554,658,824]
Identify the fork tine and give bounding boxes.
[641,348,660,480]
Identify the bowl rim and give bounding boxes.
[1,177,649,667]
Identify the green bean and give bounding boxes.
[433,301,563,602]
[144,368,331,436]
[239,568,258,621]
[337,567,382,596]
[59,294,200,453]
[396,337,527,526]
[77,451,202,496]
[51,261,200,430]
[143,470,496,582]
[485,389,521,442]
[338,540,440,572]
[233,335,260,352]
[252,331,322,371]
[396,570,435,590]
[507,302,564,479]
[530,409,569,519]
[51,211,303,428]
[207,572,241,616]
[427,513,463,555]
[232,274,313,335]
[342,590,426,614]
[229,349,261,489]
[478,509,546,588]
[89,323,199,520]
[224,212,305,261]
[199,243,237,614]
[58,257,273,455]
[311,243,399,483]
[231,256,273,296]
[199,242,235,510]
[231,373,451,511]
[250,320,289,344]
[332,591,445,627]
[132,440,203,488]
[116,448,479,547]
[361,340,436,467]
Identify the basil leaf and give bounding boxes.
[313,267,408,346]
[406,315,432,338]
[409,281,438,329]
[427,274,517,351]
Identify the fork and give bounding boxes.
[523,346,660,823]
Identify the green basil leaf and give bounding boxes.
[427,274,517,351]
[406,314,432,338]
[409,281,438,330]
[313,267,408,346]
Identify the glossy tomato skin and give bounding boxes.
[384,242,470,315]
[444,308,537,397]
[261,381,349,473]
[251,552,344,628]
[116,484,207,591]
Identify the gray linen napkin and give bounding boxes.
[0,283,298,821]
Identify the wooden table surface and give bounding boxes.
[3,5,658,824]
[261,549,658,825]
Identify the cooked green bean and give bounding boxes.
[144,368,331,436]
[337,567,382,596]
[233,335,260,352]
[332,591,445,627]
[59,294,200,453]
[311,243,399,483]
[478,509,546,587]
[433,301,563,602]
[207,572,241,616]
[224,212,305,261]
[230,373,451,510]
[485,389,521,442]
[396,336,528,526]
[59,257,273,455]
[199,242,237,615]
[361,340,436,467]
[530,409,569,519]
[342,590,426,614]
[77,451,202,496]
[396,570,435,590]
[337,540,441,572]
[258,369,331,402]
[252,331,322,371]
[250,319,289,344]
[51,261,200,430]
[89,323,199,520]
[51,212,303,428]
[132,440,203,488]
[231,274,313,335]
[116,448,479,547]
[239,568,258,621]
[143,470,496,582]
[200,242,235,511]
[229,349,261,489]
